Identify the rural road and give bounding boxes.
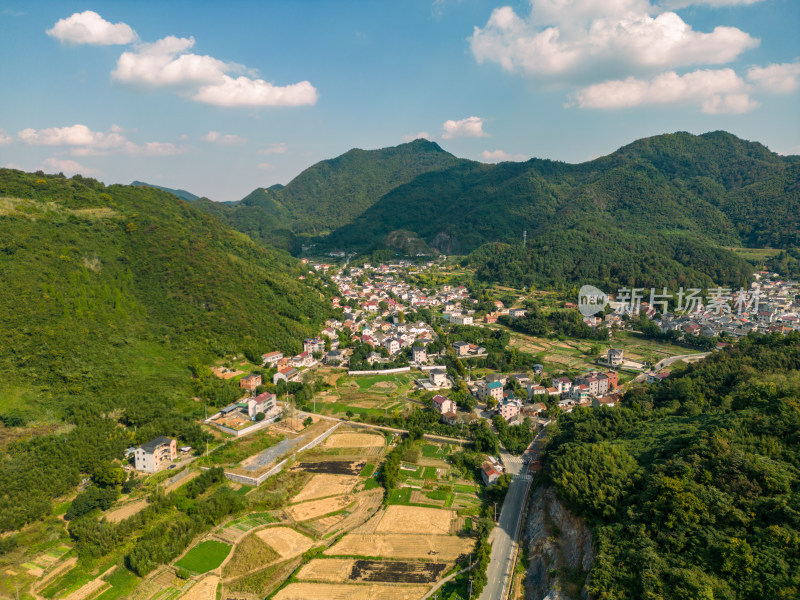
[632,352,710,384]
[479,450,530,600]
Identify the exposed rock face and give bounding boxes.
[524,486,593,600]
[428,231,462,255]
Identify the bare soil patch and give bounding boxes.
[293,460,366,475]
[292,474,359,503]
[323,433,385,448]
[254,527,312,559]
[325,534,470,561]
[272,583,429,600]
[350,559,448,584]
[296,558,355,582]
[105,498,149,523]
[375,506,453,535]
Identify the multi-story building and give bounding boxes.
[239,373,262,392]
[135,436,176,473]
[477,380,504,403]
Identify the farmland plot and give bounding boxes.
[325,534,471,561]
[286,494,355,521]
[375,506,454,535]
[254,527,312,559]
[323,433,385,448]
[272,583,429,600]
[292,474,359,502]
[293,460,366,475]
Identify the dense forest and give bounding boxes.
[542,332,800,599]
[0,169,334,531]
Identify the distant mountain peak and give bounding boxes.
[131,181,201,203]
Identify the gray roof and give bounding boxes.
[140,436,174,453]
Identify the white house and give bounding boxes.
[134,437,176,473]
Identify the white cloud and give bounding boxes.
[18,124,184,156]
[442,117,489,139]
[660,0,764,8]
[46,11,137,46]
[748,61,800,93]
[259,143,288,155]
[193,76,318,107]
[481,149,528,162]
[42,158,98,176]
[572,68,758,113]
[402,132,433,142]
[0,131,12,145]
[256,162,276,171]
[202,131,248,145]
[470,1,759,78]
[111,34,317,107]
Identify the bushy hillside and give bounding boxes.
[0,168,334,530]
[200,138,465,247]
[544,332,800,599]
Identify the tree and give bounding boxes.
[92,461,126,488]
[303,416,313,428]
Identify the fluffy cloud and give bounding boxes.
[747,61,800,93]
[572,68,758,113]
[202,131,248,145]
[18,124,183,156]
[402,132,433,142]
[442,117,489,139]
[193,76,318,107]
[111,34,317,107]
[46,11,137,46]
[256,162,276,171]
[660,0,764,8]
[470,1,758,78]
[259,143,288,155]
[481,149,528,162]
[42,158,98,176]
[0,131,12,145]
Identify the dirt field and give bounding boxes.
[296,558,356,582]
[180,575,219,600]
[325,534,471,561]
[294,460,366,475]
[375,506,453,535]
[105,498,148,523]
[255,527,313,559]
[272,583,429,600]
[292,474,359,502]
[323,433,385,448]
[287,494,354,521]
[328,489,383,534]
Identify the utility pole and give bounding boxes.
[523,230,527,247]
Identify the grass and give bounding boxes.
[174,540,232,574]
[423,466,438,480]
[227,512,276,532]
[228,559,295,596]
[387,487,413,505]
[422,444,442,458]
[359,463,375,477]
[425,490,449,501]
[363,477,382,491]
[94,568,140,600]
[222,532,279,578]
[199,430,283,467]
[454,484,476,494]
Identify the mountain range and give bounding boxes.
[195,131,799,288]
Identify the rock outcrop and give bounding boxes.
[524,486,593,600]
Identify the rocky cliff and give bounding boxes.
[524,486,594,600]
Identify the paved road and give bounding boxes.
[631,352,710,384]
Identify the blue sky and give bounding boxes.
[0,0,798,201]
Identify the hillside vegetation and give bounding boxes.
[543,332,800,599]
[0,168,334,530]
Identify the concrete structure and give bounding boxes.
[239,373,262,391]
[451,314,473,325]
[432,394,457,415]
[134,436,176,473]
[477,380,504,403]
[498,399,521,421]
[248,392,276,419]
[430,369,448,387]
[452,341,471,356]
[608,348,624,366]
[273,367,299,385]
[412,345,427,364]
[384,338,401,355]
[481,461,502,486]
[261,351,283,366]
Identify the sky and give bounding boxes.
[0,0,798,201]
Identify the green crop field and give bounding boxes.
[174,540,232,574]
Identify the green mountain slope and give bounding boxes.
[131,180,201,202]
[196,139,468,248]
[319,131,797,286]
[544,332,800,599]
[0,169,334,529]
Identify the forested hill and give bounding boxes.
[0,169,335,529]
[195,138,468,248]
[325,131,798,253]
[545,332,800,599]
[131,180,201,202]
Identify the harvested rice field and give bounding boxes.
[254,527,313,559]
[272,582,429,600]
[324,534,471,561]
[286,494,355,521]
[178,575,218,600]
[291,474,359,502]
[323,433,385,448]
[375,506,454,535]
